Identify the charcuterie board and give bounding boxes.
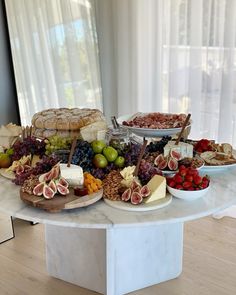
[20,188,103,213]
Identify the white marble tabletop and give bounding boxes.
[0,168,235,228]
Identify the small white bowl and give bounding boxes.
[167,185,210,201]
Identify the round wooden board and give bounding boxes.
[20,188,103,213]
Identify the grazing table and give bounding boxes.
[0,168,235,295]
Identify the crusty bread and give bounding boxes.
[222,143,232,156]
[32,108,105,130]
[31,108,107,139]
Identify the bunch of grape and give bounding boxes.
[91,163,118,180]
[138,159,162,185]
[123,143,142,166]
[71,140,94,172]
[146,136,171,153]
[45,135,72,155]
[12,137,46,161]
[13,156,59,185]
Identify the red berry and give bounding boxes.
[193,175,202,185]
[183,181,192,189]
[175,184,183,190]
[174,175,183,184]
[179,165,187,171]
[185,174,193,182]
[201,182,208,189]
[187,168,198,176]
[179,169,187,177]
[168,180,176,188]
[187,187,194,191]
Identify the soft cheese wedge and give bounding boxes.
[60,163,84,186]
[145,175,166,203]
[164,141,193,160]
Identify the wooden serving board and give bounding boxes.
[20,189,103,213]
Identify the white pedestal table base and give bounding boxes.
[45,222,183,295]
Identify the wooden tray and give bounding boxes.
[20,189,103,213]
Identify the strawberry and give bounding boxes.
[168,180,176,188]
[179,168,187,177]
[175,184,183,190]
[193,175,202,185]
[187,187,194,191]
[174,174,183,184]
[187,168,198,176]
[179,165,187,171]
[183,181,192,189]
[185,174,193,182]
[201,182,209,189]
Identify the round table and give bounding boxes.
[0,168,235,295]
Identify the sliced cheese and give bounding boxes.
[164,141,193,159]
[60,163,84,186]
[145,175,166,203]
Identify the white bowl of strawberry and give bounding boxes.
[166,165,210,200]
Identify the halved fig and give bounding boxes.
[140,185,151,197]
[133,186,141,193]
[58,177,69,188]
[121,188,132,202]
[154,154,165,166]
[170,149,181,161]
[43,184,55,199]
[158,159,168,170]
[43,170,53,182]
[168,157,178,171]
[130,192,143,205]
[57,183,69,195]
[48,180,57,193]
[50,165,60,179]
[130,179,141,190]
[33,182,44,196]
[15,164,25,175]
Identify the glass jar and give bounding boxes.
[105,127,130,155]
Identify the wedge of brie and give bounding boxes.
[59,163,84,186]
[164,141,193,159]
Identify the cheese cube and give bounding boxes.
[164,141,193,159]
[60,164,84,186]
[145,175,166,203]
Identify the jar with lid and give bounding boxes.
[105,127,130,155]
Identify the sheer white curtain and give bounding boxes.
[96,0,236,144]
[5,0,102,126]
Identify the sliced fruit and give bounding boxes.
[158,159,168,170]
[51,164,60,179]
[48,180,57,193]
[154,154,165,166]
[130,179,141,190]
[130,192,143,205]
[57,183,69,195]
[58,177,69,188]
[43,184,55,199]
[15,164,24,175]
[140,185,151,197]
[133,186,141,193]
[170,149,181,161]
[43,170,53,182]
[168,157,178,171]
[33,182,44,196]
[121,188,132,202]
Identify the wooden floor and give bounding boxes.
[0,217,236,295]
